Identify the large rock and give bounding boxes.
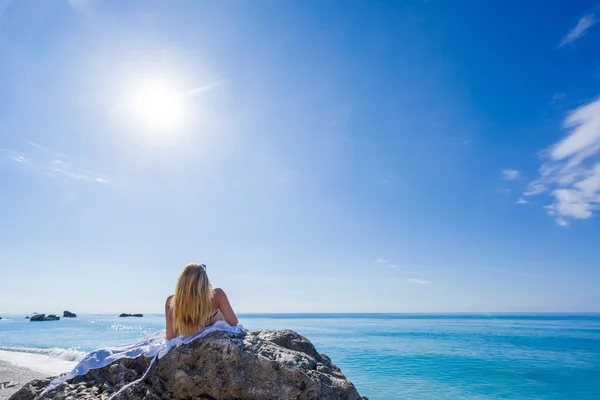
[63,311,77,318]
[30,314,60,322]
[9,330,366,400]
[118,313,143,318]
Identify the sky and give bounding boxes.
[1,0,600,314]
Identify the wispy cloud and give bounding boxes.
[502,169,520,180]
[184,81,221,98]
[525,97,600,226]
[551,93,566,104]
[375,258,389,263]
[484,267,531,277]
[68,0,102,14]
[404,278,431,285]
[559,14,597,47]
[514,198,530,205]
[0,141,117,185]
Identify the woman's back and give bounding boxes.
[165,264,238,339]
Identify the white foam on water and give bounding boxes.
[0,347,81,375]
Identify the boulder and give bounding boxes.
[9,329,367,400]
[63,311,77,318]
[118,313,143,318]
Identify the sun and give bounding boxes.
[124,77,189,135]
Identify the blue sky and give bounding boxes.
[1,0,599,314]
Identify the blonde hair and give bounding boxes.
[170,264,214,336]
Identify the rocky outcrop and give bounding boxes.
[30,314,60,322]
[9,329,367,400]
[118,313,143,318]
[63,311,77,318]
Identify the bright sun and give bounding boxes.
[124,77,188,134]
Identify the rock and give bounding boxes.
[63,311,77,318]
[9,330,366,400]
[25,316,29,319]
[30,314,60,322]
[0,317,2,320]
[118,313,143,318]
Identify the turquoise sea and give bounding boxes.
[0,314,599,399]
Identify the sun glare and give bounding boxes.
[123,77,189,135]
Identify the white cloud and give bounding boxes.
[390,264,397,268]
[526,97,600,225]
[375,259,389,263]
[404,278,431,285]
[559,14,597,47]
[514,198,530,205]
[502,169,520,180]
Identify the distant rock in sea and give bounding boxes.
[119,313,143,318]
[10,329,367,400]
[63,311,76,318]
[25,316,29,319]
[29,314,60,322]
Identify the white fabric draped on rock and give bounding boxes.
[43,321,243,399]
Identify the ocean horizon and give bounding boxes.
[1,313,599,399]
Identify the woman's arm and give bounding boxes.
[165,295,176,339]
[214,288,239,326]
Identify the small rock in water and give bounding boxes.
[29,314,60,322]
[63,311,77,318]
[119,313,143,318]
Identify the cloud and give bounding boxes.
[484,267,531,277]
[502,169,520,180]
[514,198,530,205]
[375,259,389,263]
[0,141,117,185]
[68,0,102,13]
[404,278,431,285]
[184,81,221,98]
[551,93,566,104]
[559,14,597,47]
[526,97,600,225]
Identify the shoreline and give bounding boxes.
[0,360,48,400]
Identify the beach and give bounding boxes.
[0,360,47,400]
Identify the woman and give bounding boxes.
[165,263,238,340]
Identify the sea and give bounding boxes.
[0,314,599,400]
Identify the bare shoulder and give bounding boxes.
[213,288,225,297]
[165,295,174,307]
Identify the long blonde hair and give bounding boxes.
[170,264,214,336]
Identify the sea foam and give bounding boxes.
[0,346,82,375]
